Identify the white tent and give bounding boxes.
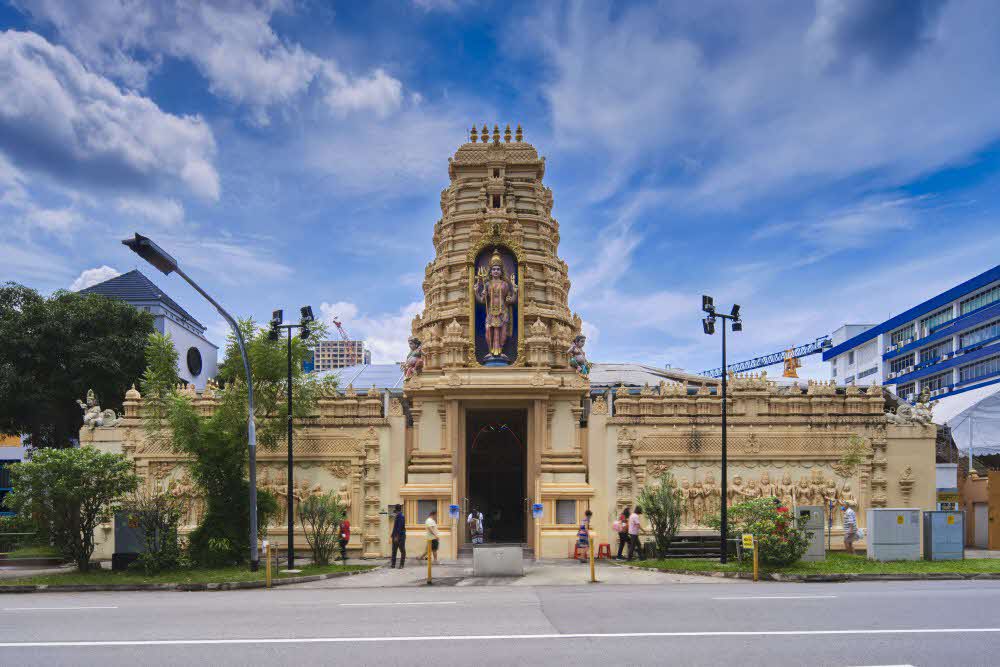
[933,382,1000,453]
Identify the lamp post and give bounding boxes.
[268,306,314,570]
[122,233,260,571]
[701,295,742,564]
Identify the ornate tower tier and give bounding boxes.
[412,124,582,372]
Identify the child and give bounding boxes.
[577,509,593,562]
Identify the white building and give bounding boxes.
[824,264,1000,402]
[80,270,218,389]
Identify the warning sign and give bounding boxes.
[897,515,905,525]
[947,515,955,525]
[742,534,755,550]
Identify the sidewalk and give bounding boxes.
[288,557,743,588]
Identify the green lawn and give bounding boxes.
[3,544,62,559]
[629,551,1000,575]
[3,562,374,586]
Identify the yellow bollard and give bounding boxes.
[752,538,759,583]
[426,540,433,585]
[265,542,272,589]
[589,530,596,583]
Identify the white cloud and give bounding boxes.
[22,205,84,233]
[319,300,424,364]
[116,196,185,227]
[17,1,405,123]
[70,265,119,291]
[0,30,219,200]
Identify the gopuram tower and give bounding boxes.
[399,124,593,555]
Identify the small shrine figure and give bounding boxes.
[77,389,120,429]
[782,348,801,378]
[567,334,590,375]
[474,249,518,361]
[402,336,424,379]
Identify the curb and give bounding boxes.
[613,562,1000,583]
[0,565,381,594]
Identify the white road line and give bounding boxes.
[3,606,119,612]
[1,628,997,648]
[712,595,837,600]
[339,601,458,607]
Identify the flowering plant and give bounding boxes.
[706,496,812,566]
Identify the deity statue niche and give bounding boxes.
[567,334,590,376]
[402,336,424,378]
[473,247,519,365]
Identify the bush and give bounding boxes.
[707,496,811,566]
[637,473,684,557]
[122,488,186,574]
[6,447,138,571]
[298,491,347,565]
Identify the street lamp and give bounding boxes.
[701,294,742,564]
[122,233,261,570]
[268,305,314,570]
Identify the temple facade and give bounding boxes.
[85,126,938,560]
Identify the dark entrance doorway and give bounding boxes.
[466,409,527,543]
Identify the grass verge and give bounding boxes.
[2,544,62,559]
[628,551,1000,575]
[3,563,374,586]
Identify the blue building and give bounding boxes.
[824,264,1000,402]
[80,270,218,389]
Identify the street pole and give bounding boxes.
[287,325,295,570]
[720,323,728,565]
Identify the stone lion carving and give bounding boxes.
[886,388,934,425]
[77,389,121,429]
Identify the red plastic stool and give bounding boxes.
[572,544,587,560]
[597,543,611,559]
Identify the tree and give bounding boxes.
[829,435,872,550]
[7,447,139,571]
[122,487,186,574]
[299,491,347,565]
[637,473,684,558]
[145,319,333,566]
[0,283,155,448]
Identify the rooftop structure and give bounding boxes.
[824,264,1000,402]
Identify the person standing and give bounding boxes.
[425,509,440,564]
[468,507,484,545]
[842,501,858,555]
[390,504,406,568]
[577,509,593,562]
[627,506,643,561]
[339,515,350,562]
[614,507,631,560]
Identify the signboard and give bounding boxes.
[947,514,956,525]
[531,503,544,520]
[938,502,958,511]
[742,534,755,550]
[897,514,905,525]
[448,504,460,520]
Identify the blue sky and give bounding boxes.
[2,1,1000,378]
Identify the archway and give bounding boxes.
[465,409,527,543]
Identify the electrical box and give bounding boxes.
[795,505,826,561]
[923,511,964,561]
[866,508,920,561]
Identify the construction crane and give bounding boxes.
[701,336,833,379]
[331,317,351,341]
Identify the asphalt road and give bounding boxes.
[2,578,999,666]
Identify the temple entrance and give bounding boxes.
[465,409,527,543]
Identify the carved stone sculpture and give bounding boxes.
[402,336,424,379]
[567,334,590,376]
[77,389,120,429]
[474,248,518,361]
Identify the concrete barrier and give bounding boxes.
[472,544,523,576]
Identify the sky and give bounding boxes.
[2,0,1000,380]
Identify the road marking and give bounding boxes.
[712,595,836,600]
[1,628,998,648]
[3,606,119,611]
[339,601,458,607]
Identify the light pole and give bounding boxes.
[122,233,260,571]
[701,295,742,564]
[268,306,314,570]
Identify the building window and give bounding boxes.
[896,382,915,399]
[848,350,855,365]
[960,319,1000,349]
[920,307,952,337]
[831,366,837,378]
[186,347,203,376]
[889,324,915,349]
[493,168,500,178]
[416,499,437,523]
[923,373,950,392]
[491,194,501,208]
[844,375,855,385]
[890,353,915,375]
[960,284,1000,315]
[857,366,878,380]
[555,499,576,525]
[919,341,951,365]
[960,354,1000,384]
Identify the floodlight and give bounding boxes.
[121,233,178,275]
[272,309,283,325]
[730,304,740,320]
[732,321,742,332]
[702,295,715,313]
[300,305,314,323]
[702,316,716,335]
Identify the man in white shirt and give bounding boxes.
[425,510,440,563]
[842,502,858,554]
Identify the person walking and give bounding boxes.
[614,507,631,560]
[336,516,350,562]
[390,504,406,568]
[577,509,593,562]
[627,506,643,561]
[425,509,440,564]
[842,501,858,555]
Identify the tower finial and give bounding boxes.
[470,125,478,143]
[492,124,501,144]
[504,124,512,143]
[515,124,523,142]
[481,124,489,143]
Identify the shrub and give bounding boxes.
[6,447,138,571]
[637,473,684,557]
[122,488,186,574]
[707,496,811,566]
[298,491,347,565]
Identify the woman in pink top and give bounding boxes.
[627,506,642,561]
